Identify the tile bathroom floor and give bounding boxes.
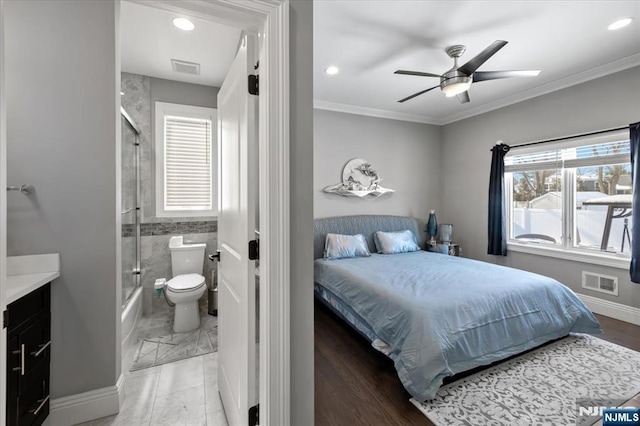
[78,305,226,426]
[78,353,226,426]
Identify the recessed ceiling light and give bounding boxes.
[120,91,125,96]
[608,17,633,30]
[325,66,339,75]
[173,17,195,31]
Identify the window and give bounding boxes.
[155,102,217,217]
[505,130,632,257]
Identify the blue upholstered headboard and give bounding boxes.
[313,215,424,259]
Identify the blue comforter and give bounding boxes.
[314,251,601,401]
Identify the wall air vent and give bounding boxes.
[171,59,200,75]
[582,271,618,296]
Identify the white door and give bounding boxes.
[0,0,8,424]
[217,34,258,426]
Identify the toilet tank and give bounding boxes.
[169,236,206,277]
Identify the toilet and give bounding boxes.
[167,236,207,333]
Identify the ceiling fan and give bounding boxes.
[394,40,540,104]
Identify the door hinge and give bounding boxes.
[248,74,259,96]
[249,404,259,426]
[248,239,259,261]
[3,310,8,329]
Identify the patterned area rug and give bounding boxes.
[411,334,640,426]
[129,317,218,371]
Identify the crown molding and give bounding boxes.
[440,53,640,125]
[315,54,640,126]
[314,99,441,125]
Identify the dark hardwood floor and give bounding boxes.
[314,300,640,426]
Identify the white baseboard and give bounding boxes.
[48,375,124,426]
[118,374,126,410]
[576,293,640,326]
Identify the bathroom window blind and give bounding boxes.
[164,115,212,211]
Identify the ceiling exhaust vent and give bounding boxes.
[171,59,200,75]
[582,271,618,296]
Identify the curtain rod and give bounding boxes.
[490,125,629,151]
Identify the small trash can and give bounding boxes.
[208,286,218,316]
[208,261,218,316]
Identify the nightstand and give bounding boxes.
[426,242,460,256]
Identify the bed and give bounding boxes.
[313,215,602,401]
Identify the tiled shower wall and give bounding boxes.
[121,72,218,315]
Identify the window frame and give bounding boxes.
[505,129,632,270]
[154,101,218,218]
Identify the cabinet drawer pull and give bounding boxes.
[11,348,22,372]
[21,344,25,375]
[29,395,50,416]
[12,344,26,375]
[31,341,51,357]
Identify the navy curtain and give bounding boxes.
[629,122,640,283]
[487,144,510,256]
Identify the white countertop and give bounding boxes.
[7,253,60,304]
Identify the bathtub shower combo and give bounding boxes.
[120,107,143,348]
[119,107,211,347]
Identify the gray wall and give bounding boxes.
[314,109,441,226]
[5,0,117,398]
[151,76,220,114]
[289,0,314,423]
[441,66,640,309]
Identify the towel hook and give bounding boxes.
[6,184,35,195]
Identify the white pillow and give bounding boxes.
[324,233,371,260]
[374,230,420,254]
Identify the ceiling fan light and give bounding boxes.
[442,80,472,97]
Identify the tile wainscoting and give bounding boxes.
[140,221,217,316]
[140,221,217,236]
[121,224,136,238]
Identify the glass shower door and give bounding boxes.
[121,112,140,306]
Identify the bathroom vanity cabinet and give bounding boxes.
[6,283,51,426]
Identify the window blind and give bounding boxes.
[164,115,212,210]
[564,140,630,168]
[505,138,630,173]
[505,148,562,172]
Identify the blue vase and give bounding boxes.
[426,211,438,244]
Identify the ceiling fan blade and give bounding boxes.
[458,40,508,76]
[473,70,541,82]
[456,91,470,104]
[398,85,439,103]
[394,70,441,78]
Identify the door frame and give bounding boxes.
[0,0,8,424]
[125,1,291,425]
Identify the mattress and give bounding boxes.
[315,283,392,355]
[314,251,602,401]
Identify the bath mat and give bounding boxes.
[129,318,218,371]
[411,334,640,426]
